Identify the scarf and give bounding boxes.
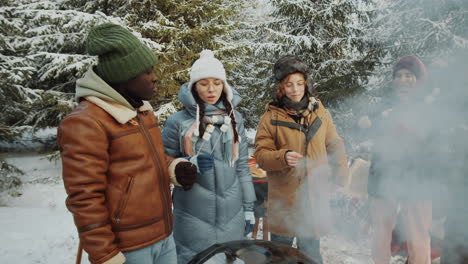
[183,106,239,167]
[282,96,318,125]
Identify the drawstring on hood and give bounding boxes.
[178,83,242,167]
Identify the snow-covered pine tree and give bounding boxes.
[365,0,468,94]
[124,0,243,99]
[58,0,129,17]
[217,0,272,129]
[342,0,468,157]
[373,0,468,63]
[254,0,384,104]
[0,0,110,142]
[1,0,248,151]
[0,0,169,148]
[354,0,468,124]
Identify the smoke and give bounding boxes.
[327,48,468,263]
[274,52,468,263]
[250,0,468,262]
[263,160,334,236]
[423,49,468,263]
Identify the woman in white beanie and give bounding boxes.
[162,50,256,263]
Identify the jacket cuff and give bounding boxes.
[243,202,254,211]
[168,158,187,187]
[280,149,291,167]
[284,150,293,166]
[102,252,125,264]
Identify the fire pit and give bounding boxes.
[188,240,317,264]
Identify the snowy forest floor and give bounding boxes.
[0,152,430,264]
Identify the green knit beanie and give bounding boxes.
[86,23,157,84]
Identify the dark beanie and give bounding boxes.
[273,55,310,82]
[393,55,427,82]
[86,23,157,84]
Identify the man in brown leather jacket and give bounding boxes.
[57,23,197,264]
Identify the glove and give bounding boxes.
[186,154,214,173]
[174,161,197,191]
[197,153,214,173]
[244,210,256,237]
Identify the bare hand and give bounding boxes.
[285,151,303,167]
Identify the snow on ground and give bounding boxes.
[321,235,372,264]
[0,152,416,264]
[0,207,82,263]
[0,152,90,264]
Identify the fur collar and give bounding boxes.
[85,96,153,124]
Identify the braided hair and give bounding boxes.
[191,84,239,143]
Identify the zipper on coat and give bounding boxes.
[137,114,171,234]
[114,175,135,224]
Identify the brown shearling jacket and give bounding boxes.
[57,98,174,264]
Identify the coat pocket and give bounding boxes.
[114,175,135,224]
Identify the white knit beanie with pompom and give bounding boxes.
[187,49,233,102]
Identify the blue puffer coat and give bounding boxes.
[162,83,256,264]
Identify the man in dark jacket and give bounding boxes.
[57,23,197,264]
[368,55,433,264]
